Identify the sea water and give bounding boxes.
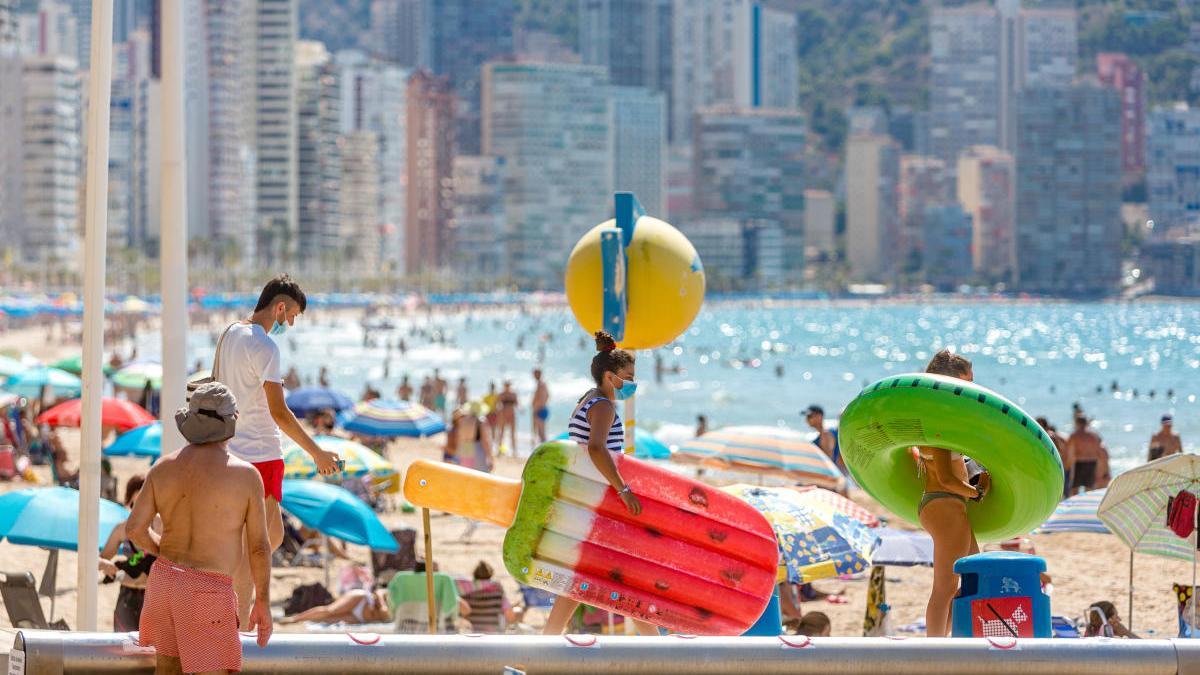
[156,300,1200,476]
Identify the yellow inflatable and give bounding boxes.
[565,216,705,350]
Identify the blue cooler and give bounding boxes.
[951,552,1051,638]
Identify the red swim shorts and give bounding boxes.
[252,459,285,502]
[139,558,241,673]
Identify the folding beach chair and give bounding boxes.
[1,571,67,630]
[371,528,417,584]
[1175,583,1196,638]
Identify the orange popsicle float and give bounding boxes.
[404,441,779,635]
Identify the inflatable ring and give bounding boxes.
[839,373,1063,542]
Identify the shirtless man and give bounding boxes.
[1067,415,1109,493]
[802,404,843,473]
[396,375,413,402]
[1037,417,1072,498]
[127,384,272,675]
[531,369,549,445]
[1149,414,1183,462]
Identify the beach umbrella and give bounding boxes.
[1036,489,1109,535]
[279,479,398,552]
[104,421,163,459]
[282,435,397,483]
[871,527,934,567]
[338,399,447,438]
[788,485,880,528]
[6,367,81,399]
[0,355,29,378]
[1099,455,1200,633]
[37,397,155,432]
[553,427,671,460]
[675,426,843,489]
[0,486,128,551]
[721,484,877,584]
[50,354,115,377]
[285,386,355,417]
[111,361,163,390]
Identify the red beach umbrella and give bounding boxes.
[37,397,155,432]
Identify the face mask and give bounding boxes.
[613,375,638,400]
[269,309,288,336]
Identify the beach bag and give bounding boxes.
[1167,490,1197,539]
[186,323,236,400]
[283,582,334,617]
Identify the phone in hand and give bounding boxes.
[335,458,346,472]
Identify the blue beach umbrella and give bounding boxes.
[285,386,355,417]
[553,427,671,460]
[1035,488,1109,535]
[280,479,398,552]
[338,399,447,438]
[0,487,129,551]
[6,367,82,399]
[104,421,163,459]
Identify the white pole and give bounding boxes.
[159,0,188,449]
[77,0,115,632]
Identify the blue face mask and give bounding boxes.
[269,309,288,336]
[614,376,638,400]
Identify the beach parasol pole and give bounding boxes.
[422,507,437,634]
[1127,549,1133,630]
[77,0,115,632]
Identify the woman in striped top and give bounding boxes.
[543,331,656,636]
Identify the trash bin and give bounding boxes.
[951,551,1050,638]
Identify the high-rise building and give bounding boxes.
[692,106,806,275]
[295,41,342,273]
[665,145,693,218]
[1097,52,1146,179]
[845,134,901,281]
[17,1,78,60]
[930,2,1076,168]
[339,130,381,270]
[125,28,153,254]
[1015,84,1122,294]
[1147,104,1200,236]
[254,0,299,266]
[424,0,514,154]
[482,62,610,286]
[580,0,672,120]
[957,146,1015,282]
[803,189,835,262]
[672,0,798,143]
[406,69,456,276]
[203,0,257,262]
[898,155,953,266]
[21,55,80,268]
[922,204,974,289]
[64,0,87,68]
[0,0,21,247]
[1143,237,1200,296]
[609,85,666,217]
[334,51,410,274]
[450,155,507,281]
[369,0,420,68]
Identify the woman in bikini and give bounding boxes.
[917,350,990,637]
[542,331,657,636]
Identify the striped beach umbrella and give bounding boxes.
[722,484,877,584]
[553,427,672,460]
[675,425,843,489]
[338,399,447,438]
[111,361,163,390]
[1036,489,1109,535]
[283,435,397,482]
[1099,454,1200,630]
[285,386,355,416]
[1098,455,1200,562]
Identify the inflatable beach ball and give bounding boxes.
[565,216,705,350]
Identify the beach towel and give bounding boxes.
[386,571,459,633]
[1167,490,1197,539]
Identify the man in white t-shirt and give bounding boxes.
[218,274,340,623]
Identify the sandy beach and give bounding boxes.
[0,314,1195,651]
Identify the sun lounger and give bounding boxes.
[1,571,66,630]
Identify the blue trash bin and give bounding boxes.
[951,551,1050,638]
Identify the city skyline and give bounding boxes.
[0,0,1195,295]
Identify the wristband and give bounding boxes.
[618,485,632,496]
